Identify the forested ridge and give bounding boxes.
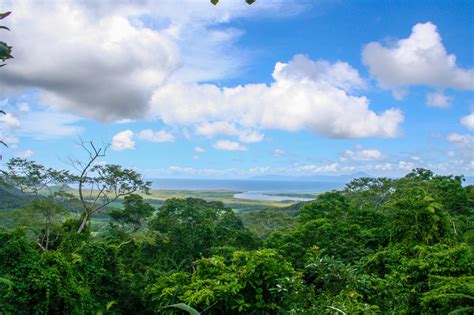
[0,158,473,314]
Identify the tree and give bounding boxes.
[109,193,154,237]
[9,199,68,251]
[149,198,257,265]
[3,158,74,196]
[71,140,151,234]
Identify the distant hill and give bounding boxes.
[0,184,33,211]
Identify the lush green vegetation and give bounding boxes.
[0,159,473,314]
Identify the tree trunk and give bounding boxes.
[77,212,89,234]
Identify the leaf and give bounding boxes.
[164,303,201,315]
[246,0,256,4]
[0,12,11,20]
[210,0,219,5]
[0,277,13,287]
[106,301,116,311]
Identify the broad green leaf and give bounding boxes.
[164,303,201,315]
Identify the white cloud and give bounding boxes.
[17,103,30,112]
[112,130,135,151]
[19,111,82,140]
[373,163,394,171]
[238,130,264,143]
[194,146,206,153]
[151,55,403,139]
[0,135,19,147]
[138,129,174,143]
[461,112,474,131]
[426,92,453,108]
[340,146,385,162]
[0,1,300,122]
[363,22,474,96]
[447,133,474,158]
[447,133,474,147]
[272,54,367,92]
[196,121,239,137]
[213,140,247,151]
[0,113,21,129]
[195,121,264,143]
[298,163,338,173]
[16,149,34,159]
[1,1,179,121]
[398,160,415,171]
[272,148,286,157]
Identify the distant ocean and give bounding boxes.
[151,178,346,201]
[151,178,345,192]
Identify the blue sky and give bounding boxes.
[0,0,473,179]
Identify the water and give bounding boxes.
[233,191,315,202]
[151,178,345,201]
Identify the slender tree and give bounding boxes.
[71,140,151,233]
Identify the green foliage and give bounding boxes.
[148,249,307,314]
[421,275,474,314]
[109,193,154,236]
[0,230,95,314]
[241,209,297,239]
[3,158,75,195]
[164,303,201,315]
[299,191,351,222]
[149,198,258,265]
[0,167,472,313]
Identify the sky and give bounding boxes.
[0,0,473,179]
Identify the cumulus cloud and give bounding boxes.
[1,1,180,122]
[340,146,385,162]
[151,55,403,139]
[426,92,453,108]
[195,121,264,143]
[213,140,247,151]
[461,112,474,131]
[138,129,174,143]
[0,1,301,122]
[16,149,34,159]
[112,130,135,151]
[363,22,474,96]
